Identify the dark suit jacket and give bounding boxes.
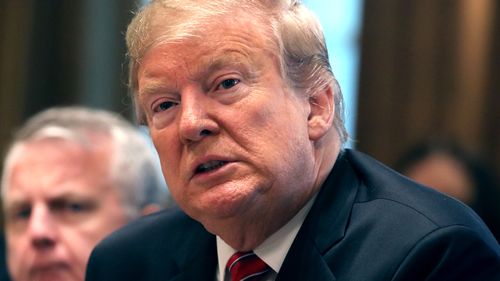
[86,150,500,280]
[0,234,11,281]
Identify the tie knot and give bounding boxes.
[226,252,270,281]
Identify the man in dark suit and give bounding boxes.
[86,0,500,280]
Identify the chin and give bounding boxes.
[29,272,76,281]
[189,189,258,222]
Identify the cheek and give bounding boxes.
[151,130,183,187]
[149,136,181,200]
[63,219,119,264]
[57,232,96,277]
[64,234,92,258]
[265,111,312,177]
[151,130,179,165]
[251,101,309,155]
[77,202,127,242]
[6,252,22,281]
[6,237,24,270]
[156,144,181,191]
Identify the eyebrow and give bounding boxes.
[138,80,174,99]
[3,200,27,213]
[201,52,258,82]
[5,191,94,206]
[207,56,245,72]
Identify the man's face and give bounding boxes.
[3,138,127,281]
[137,16,318,233]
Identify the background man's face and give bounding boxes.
[3,138,127,281]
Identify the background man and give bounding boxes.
[86,0,500,280]
[1,106,170,281]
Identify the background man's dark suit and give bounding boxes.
[86,150,500,280]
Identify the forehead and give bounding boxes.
[3,138,114,201]
[143,2,274,51]
[138,16,277,84]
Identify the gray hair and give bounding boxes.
[1,106,170,219]
[126,0,348,143]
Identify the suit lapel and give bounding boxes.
[170,250,217,281]
[276,230,336,281]
[278,151,360,280]
[168,151,360,281]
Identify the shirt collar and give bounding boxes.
[217,194,317,280]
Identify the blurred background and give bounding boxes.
[1,0,500,193]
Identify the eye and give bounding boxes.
[52,200,92,215]
[218,78,240,90]
[4,205,31,230]
[17,208,31,218]
[154,101,178,113]
[12,207,31,221]
[66,202,86,213]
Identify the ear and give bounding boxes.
[308,85,335,141]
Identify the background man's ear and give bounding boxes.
[141,204,162,216]
[308,85,335,141]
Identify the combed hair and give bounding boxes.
[126,0,348,143]
[1,106,170,219]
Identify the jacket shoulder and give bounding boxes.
[346,149,493,231]
[86,208,214,281]
[315,150,500,280]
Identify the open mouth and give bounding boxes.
[195,160,229,174]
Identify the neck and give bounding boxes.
[213,137,341,251]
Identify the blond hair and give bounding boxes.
[126,0,347,143]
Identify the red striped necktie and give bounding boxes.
[226,251,270,281]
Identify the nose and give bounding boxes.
[178,89,219,144]
[28,205,56,250]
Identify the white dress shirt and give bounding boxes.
[216,194,317,281]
